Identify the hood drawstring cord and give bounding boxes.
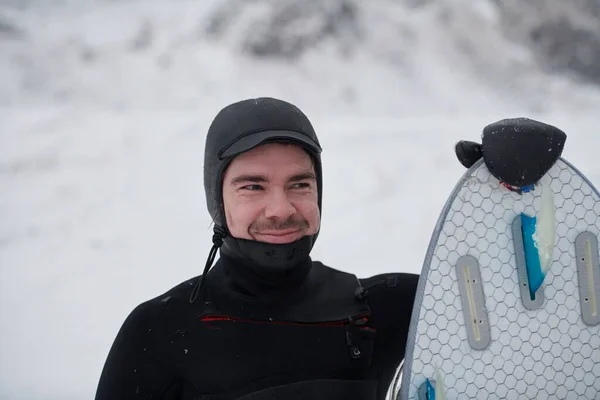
[189,225,226,304]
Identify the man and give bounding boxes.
[95,97,419,400]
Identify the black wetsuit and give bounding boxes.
[94,254,419,400]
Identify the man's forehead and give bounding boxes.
[227,166,316,182]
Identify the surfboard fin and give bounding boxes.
[434,365,447,400]
[425,378,435,400]
[418,366,446,400]
[520,181,556,299]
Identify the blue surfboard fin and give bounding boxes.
[521,213,544,300]
[425,378,435,400]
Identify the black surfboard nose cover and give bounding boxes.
[455,117,567,187]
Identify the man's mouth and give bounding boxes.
[255,229,303,244]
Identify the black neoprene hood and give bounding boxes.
[203,97,324,230]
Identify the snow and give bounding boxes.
[0,1,599,399]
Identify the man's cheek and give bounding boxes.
[309,208,321,232]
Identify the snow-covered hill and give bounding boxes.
[1,0,600,114]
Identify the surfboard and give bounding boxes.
[394,119,600,399]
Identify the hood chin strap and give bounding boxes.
[189,225,227,304]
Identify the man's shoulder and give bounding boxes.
[312,259,419,288]
[311,260,419,298]
[126,275,202,321]
[358,272,420,303]
[144,275,201,306]
[357,272,420,330]
[359,271,419,287]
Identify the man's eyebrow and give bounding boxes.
[229,174,268,185]
[289,172,317,182]
[229,172,316,185]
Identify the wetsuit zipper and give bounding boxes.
[199,313,370,328]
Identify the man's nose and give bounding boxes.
[264,189,296,220]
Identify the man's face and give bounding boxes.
[222,143,320,244]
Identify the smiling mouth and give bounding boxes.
[255,229,303,243]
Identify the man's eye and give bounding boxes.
[241,184,263,191]
[292,182,311,189]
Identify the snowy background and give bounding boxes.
[0,0,598,399]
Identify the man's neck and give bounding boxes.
[216,251,312,301]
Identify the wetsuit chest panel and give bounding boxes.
[172,262,377,398]
[179,320,374,396]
